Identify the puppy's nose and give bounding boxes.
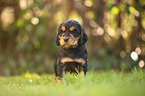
[64,38,69,42]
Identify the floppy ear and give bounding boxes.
[56,32,60,46]
[56,24,63,46]
[79,26,88,45]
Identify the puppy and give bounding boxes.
[54,20,88,80]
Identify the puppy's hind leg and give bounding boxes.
[83,60,88,76]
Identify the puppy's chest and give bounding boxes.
[60,57,85,65]
[58,47,85,57]
[58,47,86,65]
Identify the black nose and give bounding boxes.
[64,38,69,42]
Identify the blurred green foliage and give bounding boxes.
[0,0,145,76]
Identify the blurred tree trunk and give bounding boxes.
[111,0,126,70]
[71,0,90,27]
[0,0,20,53]
[7,5,20,52]
[63,0,72,20]
[113,0,125,57]
[130,0,143,50]
[90,0,106,54]
[93,0,105,27]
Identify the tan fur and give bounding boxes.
[58,34,80,48]
[61,26,66,31]
[61,57,74,64]
[69,26,75,31]
[60,57,85,65]
[54,76,62,83]
[74,58,86,65]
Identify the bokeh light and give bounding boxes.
[104,34,111,43]
[107,27,116,38]
[111,6,119,15]
[89,20,98,28]
[139,60,144,68]
[85,11,94,19]
[121,30,128,39]
[135,47,141,55]
[92,27,104,36]
[129,6,135,13]
[120,51,126,58]
[130,51,138,61]
[1,7,14,28]
[19,0,27,9]
[19,0,33,10]
[22,35,29,42]
[31,17,39,25]
[97,27,104,36]
[141,34,145,41]
[84,0,93,7]
[133,20,138,27]
[126,45,131,53]
[23,10,33,20]
[134,9,140,17]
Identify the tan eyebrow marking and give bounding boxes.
[69,26,75,31]
[61,26,66,31]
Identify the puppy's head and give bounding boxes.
[56,20,88,48]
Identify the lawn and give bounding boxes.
[0,69,145,96]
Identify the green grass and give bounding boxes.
[0,69,145,96]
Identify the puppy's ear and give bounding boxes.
[56,32,60,46]
[79,26,88,45]
[56,24,63,46]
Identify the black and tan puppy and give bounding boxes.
[54,20,88,81]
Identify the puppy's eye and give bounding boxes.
[58,33,63,37]
[60,30,63,33]
[72,29,79,33]
[60,29,65,33]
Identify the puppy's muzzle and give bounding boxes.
[64,38,69,42]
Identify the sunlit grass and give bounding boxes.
[0,69,145,96]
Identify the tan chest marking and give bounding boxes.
[74,58,86,65]
[60,57,85,65]
[61,57,74,64]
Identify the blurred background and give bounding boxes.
[0,0,145,76]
